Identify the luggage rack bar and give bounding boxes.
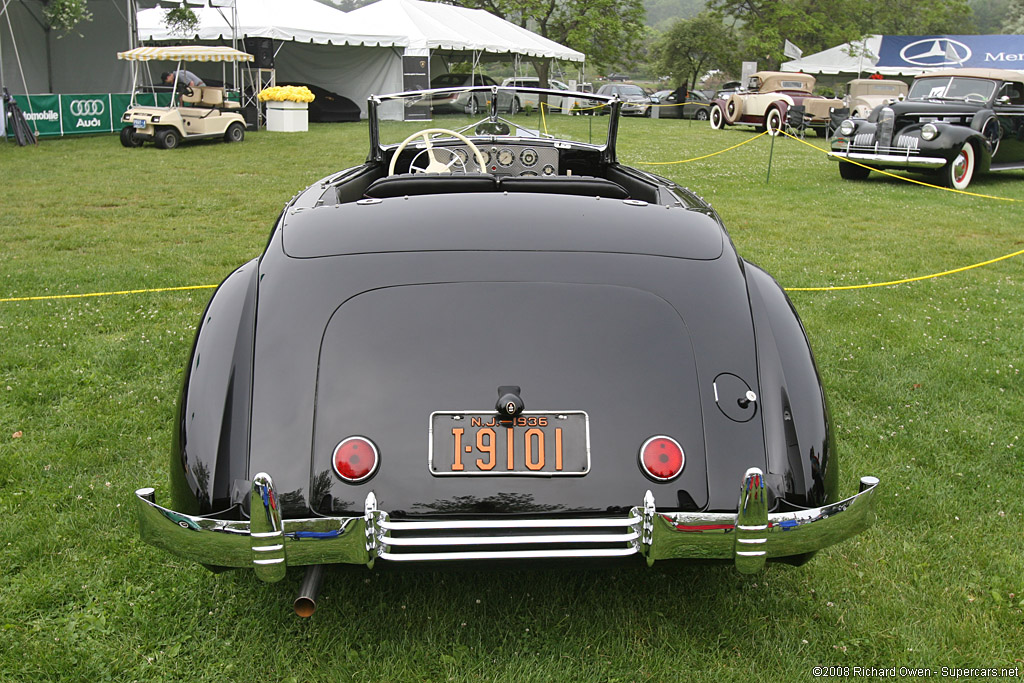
[365,493,643,561]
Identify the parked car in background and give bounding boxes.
[132,82,879,615]
[709,71,843,135]
[713,81,742,100]
[501,77,572,112]
[279,82,360,122]
[651,88,712,120]
[831,68,1024,190]
[594,83,652,116]
[844,78,908,118]
[429,73,519,115]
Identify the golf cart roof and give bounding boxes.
[117,46,254,63]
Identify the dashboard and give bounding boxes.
[404,142,560,177]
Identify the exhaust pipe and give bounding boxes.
[293,564,326,618]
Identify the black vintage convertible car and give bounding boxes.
[831,68,1024,190]
[135,85,879,615]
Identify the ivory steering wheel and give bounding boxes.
[388,128,487,176]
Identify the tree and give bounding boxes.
[656,12,738,89]
[1004,0,1024,32]
[41,0,92,35]
[971,0,1012,34]
[451,0,646,82]
[707,0,974,69]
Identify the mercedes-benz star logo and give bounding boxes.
[899,38,971,67]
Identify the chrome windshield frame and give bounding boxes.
[367,85,621,165]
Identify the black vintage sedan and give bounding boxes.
[277,82,360,123]
[652,87,712,120]
[135,84,879,616]
[831,68,1024,189]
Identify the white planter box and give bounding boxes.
[266,100,308,132]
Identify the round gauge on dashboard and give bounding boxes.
[520,148,538,167]
[497,148,515,167]
[520,170,538,176]
[453,147,469,165]
[542,164,556,176]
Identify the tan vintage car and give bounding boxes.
[709,71,843,135]
[845,78,908,118]
[116,46,253,149]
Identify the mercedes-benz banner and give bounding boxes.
[877,35,1024,71]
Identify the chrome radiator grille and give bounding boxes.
[876,106,895,147]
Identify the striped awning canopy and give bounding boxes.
[117,46,254,63]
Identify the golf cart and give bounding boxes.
[116,45,253,149]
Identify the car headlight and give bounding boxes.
[921,123,938,141]
[151,116,160,123]
[838,119,856,136]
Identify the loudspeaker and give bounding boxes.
[244,37,274,69]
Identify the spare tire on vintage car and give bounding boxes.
[724,94,745,124]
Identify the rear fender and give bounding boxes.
[745,265,837,508]
[170,259,259,514]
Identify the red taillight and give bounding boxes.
[332,436,380,483]
[639,436,684,481]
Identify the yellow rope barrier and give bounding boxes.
[636,130,770,165]
[0,284,217,303]
[4,241,1021,303]
[784,248,1024,292]
[3,126,1021,304]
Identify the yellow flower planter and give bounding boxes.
[266,100,308,132]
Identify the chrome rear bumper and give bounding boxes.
[134,468,879,579]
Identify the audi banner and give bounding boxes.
[5,93,171,138]
[877,35,1024,70]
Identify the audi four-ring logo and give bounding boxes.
[70,99,105,117]
[899,38,971,67]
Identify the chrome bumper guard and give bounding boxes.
[134,468,879,581]
[828,148,946,170]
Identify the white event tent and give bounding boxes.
[135,0,585,118]
[782,35,923,77]
[345,0,584,64]
[1,0,584,121]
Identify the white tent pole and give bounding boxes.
[1,0,39,132]
[232,1,238,90]
[0,0,6,91]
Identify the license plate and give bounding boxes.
[430,411,589,476]
[133,118,146,129]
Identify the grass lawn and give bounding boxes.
[1,118,1022,682]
